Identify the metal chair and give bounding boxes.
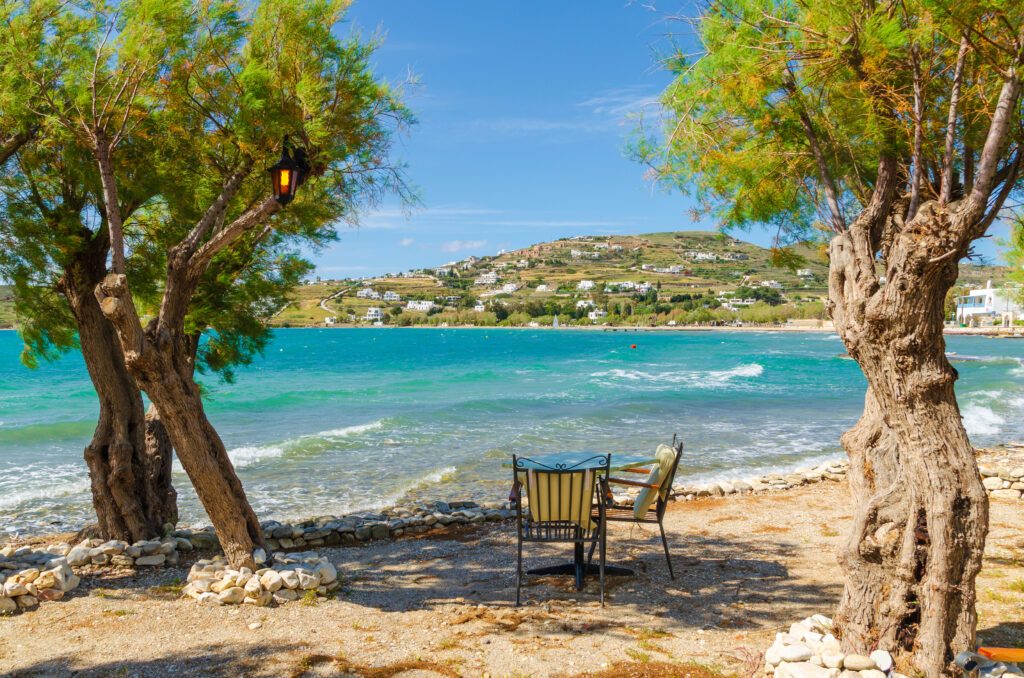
[590,436,684,579]
[511,454,610,605]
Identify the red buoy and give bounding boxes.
[630,344,637,349]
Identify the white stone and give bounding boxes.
[134,554,166,567]
[15,594,39,608]
[3,581,29,597]
[861,671,886,678]
[66,545,92,567]
[259,570,283,593]
[991,489,1022,499]
[765,645,783,666]
[780,644,814,662]
[297,570,320,590]
[983,476,1005,490]
[243,576,262,596]
[802,631,824,644]
[197,592,223,605]
[842,654,877,671]
[217,586,245,604]
[315,561,338,585]
[821,651,844,669]
[777,662,833,678]
[253,548,268,565]
[279,569,299,589]
[869,650,893,672]
[0,596,16,614]
[1009,466,1024,479]
[248,622,262,630]
[273,588,298,603]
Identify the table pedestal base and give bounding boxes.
[527,543,635,590]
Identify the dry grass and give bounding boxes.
[571,661,733,678]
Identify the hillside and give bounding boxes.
[0,233,1013,330]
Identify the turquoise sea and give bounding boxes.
[2,328,1023,536]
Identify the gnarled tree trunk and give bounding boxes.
[830,200,989,675]
[60,241,177,541]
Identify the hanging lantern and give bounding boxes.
[268,145,300,205]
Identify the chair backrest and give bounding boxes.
[655,436,684,518]
[512,454,610,537]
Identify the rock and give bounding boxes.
[260,570,283,592]
[17,568,39,583]
[34,571,57,590]
[37,588,64,602]
[0,596,17,614]
[765,645,783,666]
[217,587,245,604]
[244,590,273,607]
[248,622,262,630]
[62,574,80,592]
[868,650,892,672]
[838,672,861,678]
[842,655,877,671]
[3,581,29,597]
[66,546,91,567]
[983,476,1005,490]
[197,592,222,605]
[777,662,833,678]
[175,537,194,552]
[315,561,337,585]
[296,570,320,590]
[253,548,268,565]
[861,671,886,678]
[111,555,134,567]
[780,644,813,662]
[991,489,1022,499]
[243,577,262,596]
[134,554,166,567]
[15,594,39,608]
[1009,466,1024,479]
[821,651,844,669]
[279,570,299,589]
[273,588,298,603]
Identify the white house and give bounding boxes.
[324,316,336,326]
[364,307,384,321]
[570,249,600,260]
[796,268,813,278]
[759,280,784,290]
[406,300,435,312]
[956,280,1023,325]
[576,299,596,310]
[473,302,486,312]
[535,284,550,292]
[577,280,595,291]
[501,283,519,294]
[475,272,498,285]
[516,259,530,268]
[588,309,608,321]
[383,291,401,302]
[685,250,718,262]
[434,267,453,277]
[356,288,381,300]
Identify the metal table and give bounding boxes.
[503,452,658,590]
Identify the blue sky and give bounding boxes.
[313,1,1010,278]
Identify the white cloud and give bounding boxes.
[361,205,501,230]
[479,219,627,229]
[441,239,487,253]
[577,86,662,118]
[399,237,414,247]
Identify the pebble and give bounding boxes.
[868,650,892,672]
[780,645,814,662]
[842,655,876,671]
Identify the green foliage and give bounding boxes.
[642,0,1024,249]
[1,0,412,375]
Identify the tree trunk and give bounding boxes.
[61,246,177,542]
[829,202,989,675]
[95,272,266,567]
[127,339,266,568]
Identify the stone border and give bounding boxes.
[763,614,905,678]
[185,551,339,606]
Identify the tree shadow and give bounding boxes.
[5,641,306,678]
[326,520,841,636]
[978,622,1024,648]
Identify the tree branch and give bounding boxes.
[940,35,970,204]
[95,273,147,365]
[907,45,925,221]
[92,129,126,274]
[176,161,254,257]
[189,197,281,278]
[0,129,33,165]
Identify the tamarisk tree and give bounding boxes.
[644,0,1023,672]
[12,0,410,568]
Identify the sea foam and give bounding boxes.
[961,404,1004,437]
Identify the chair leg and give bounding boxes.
[658,519,674,580]
[599,526,606,606]
[516,537,523,606]
[587,524,599,566]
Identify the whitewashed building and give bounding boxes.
[796,268,813,278]
[588,309,608,321]
[364,307,384,321]
[577,280,595,291]
[760,280,784,289]
[475,272,498,285]
[473,302,486,312]
[576,299,596,310]
[356,288,381,300]
[535,284,550,292]
[956,281,1023,325]
[383,291,401,302]
[406,300,436,312]
[501,283,519,294]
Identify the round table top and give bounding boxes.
[503,452,657,471]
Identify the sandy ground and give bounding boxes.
[1,481,1022,678]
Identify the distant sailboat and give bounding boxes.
[553,315,560,328]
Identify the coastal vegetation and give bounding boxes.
[0,0,410,568]
[643,0,1024,672]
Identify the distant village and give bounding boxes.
[286,233,1019,329]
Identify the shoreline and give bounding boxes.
[3,324,1021,336]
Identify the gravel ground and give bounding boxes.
[1,480,1022,677]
